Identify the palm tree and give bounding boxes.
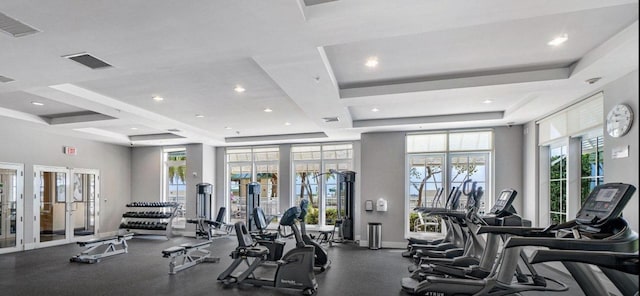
[298,171,316,205]
[167,155,187,184]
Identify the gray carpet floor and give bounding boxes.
[0,235,601,295]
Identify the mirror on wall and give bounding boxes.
[0,168,18,249]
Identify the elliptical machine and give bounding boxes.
[299,199,331,271]
[218,205,318,295]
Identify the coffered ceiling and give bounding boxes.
[0,0,637,146]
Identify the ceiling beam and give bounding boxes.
[353,111,503,128]
[340,66,572,99]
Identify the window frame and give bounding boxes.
[225,146,280,224]
[291,143,353,227]
[405,130,493,235]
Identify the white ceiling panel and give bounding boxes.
[0,91,86,116]
[324,4,637,87]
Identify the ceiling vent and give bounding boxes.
[322,116,339,122]
[0,11,39,37]
[63,53,112,69]
[129,133,185,142]
[167,128,181,133]
[0,75,14,83]
[304,0,339,6]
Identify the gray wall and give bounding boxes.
[278,144,292,215]
[0,116,131,246]
[360,132,406,246]
[131,146,162,201]
[359,127,524,246]
[215,148,225,212]
[522,121,539,226]
[602,70,639,231]
[494,126,524,213]
[185,144,202,225]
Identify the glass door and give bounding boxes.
[228,163,252,225]
[71,169,100,238]
[407,154,445,233]
[322,162,351,227]
[293,162,321,226]
[34,166,71,248]
[0,163,23,254]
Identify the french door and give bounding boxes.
[33,166,99,248]
[0,163,24,254]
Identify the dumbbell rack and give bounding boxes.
[119,202,180,238]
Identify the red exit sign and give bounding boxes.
[63,146,77,156]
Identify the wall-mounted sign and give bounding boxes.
[611,145,629,159]
[63,146,77,156]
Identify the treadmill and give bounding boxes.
[403,182,637,296]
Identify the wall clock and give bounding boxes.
[606,104,634,138]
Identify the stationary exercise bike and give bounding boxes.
[299,199,331,271]
[217,205,318,295]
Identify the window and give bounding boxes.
[292,143,353,226]
[408,155,445,209]
[406,130,492,233]
[538,93,604,225]
[549,145,567,224]
[164,149,186,218]
[226,147,279,225]
[580,135,604,205]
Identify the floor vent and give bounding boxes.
[0,75,14,83]
[0,11,40,37]
[63,53,112,69]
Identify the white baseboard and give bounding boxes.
[359,240,407,249]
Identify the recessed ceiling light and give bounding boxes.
[234,85,246,93]
[224,126,232,130]
[371,107,380,112]
[195,114,205,118]
[483,99,493,104]
[264,108,273,113]
[152,96,164,101]
[548,34,568,46]
[365,57,379,68]
[130,127,138,130]
[31,101,44,106]
[284,122,291,126]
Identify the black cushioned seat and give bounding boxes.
[246,246,270,257]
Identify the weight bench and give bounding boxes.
[161,240,220,274]
[70,233,134,264]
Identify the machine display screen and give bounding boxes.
[498,191,510,201]
[595,188,618,202]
